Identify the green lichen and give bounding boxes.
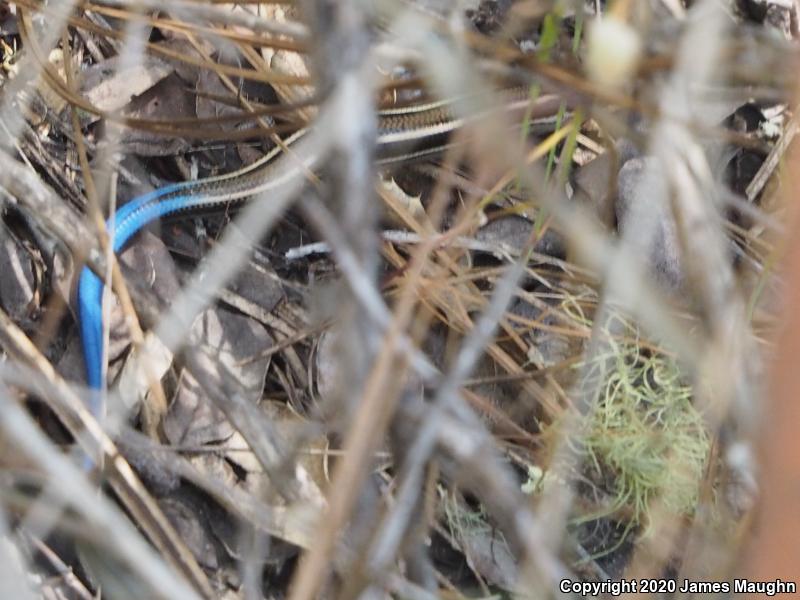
[576,314,711,525]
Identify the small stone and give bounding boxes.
[616,157,684,292]
[475,214,566,260]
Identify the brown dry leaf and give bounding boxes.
[268,49,315,121]
[193,63,276,163]
[164,307,272,447]
[0,222,39,324]
[166,368,236,448]
[120,72,196,156]
[195,66,241,125]
[153,38,214,85]
[446,497,519,591]
[160,492,221,571]
[226,260,285,317]
[80,56,174,114]
[107,231,183,369]
[185,452,242,501]
[112,232,184,410]
[379,177,430,229]
[116,333,173,416]
[259,4,315,121]
[223,402,329,499]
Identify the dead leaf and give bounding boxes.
[380,177,430,229]
[259,4,315,121]
[119,72,195,156]
[223,402,329,498]
[80,56,174,114]
[160,493,222,570]
[226,260,285,317]
[0,222,38,323]
[446,496,519,591]
[164,307,273,447]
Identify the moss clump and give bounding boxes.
[577,314,711,525]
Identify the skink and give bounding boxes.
[77,89,567,417]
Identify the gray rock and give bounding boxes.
[615,157,684,291]
[475,214,566,259]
